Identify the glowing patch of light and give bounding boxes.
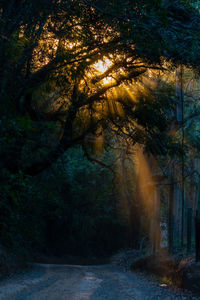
[94,58,112,73]
[94,58,113,84]
[160,284,167,287]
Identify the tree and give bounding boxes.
[1,0,200,177]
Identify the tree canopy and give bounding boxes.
[1,0,200,176]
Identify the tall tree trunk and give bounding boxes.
[168,178,174,254]
[176,66,185,247]
[187,207,192,253]
[195,184,200,261]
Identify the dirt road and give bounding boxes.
[0,264,197,300]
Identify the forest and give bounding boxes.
[1,0,200,298]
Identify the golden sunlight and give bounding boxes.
[94,58,112,73]
[94,58,113,84]
[134,144,161,251]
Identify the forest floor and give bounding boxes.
[0,263,199,300]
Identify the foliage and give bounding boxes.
[1,0,200,258]
[1,0,200,175]
[0,147,128,257]
[0,169,45,254]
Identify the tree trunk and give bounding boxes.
[187,207,192,253]
[176,66,185,247]
[195,210,200,262]
[168,180,174,254]
[195,186,200,261]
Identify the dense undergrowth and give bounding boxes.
[0,147,129,260]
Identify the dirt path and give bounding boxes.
[0,264,198,300]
